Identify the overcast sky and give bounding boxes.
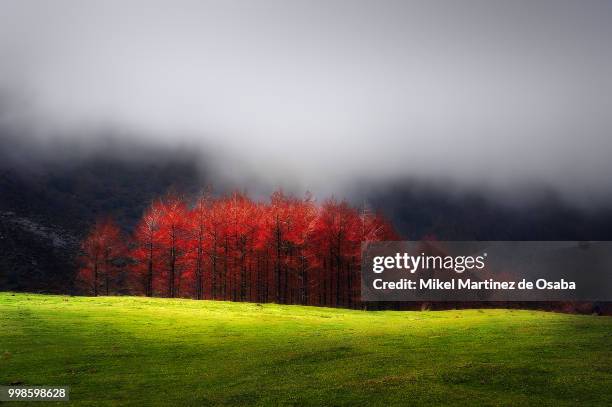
[1,1,612,203]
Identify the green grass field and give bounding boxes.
[1,293,611,406]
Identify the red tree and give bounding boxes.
[187,191,211,300]
[78,217,126,296]
[132,200,163,296]
[309,199,364,306]
[158,194,190,298]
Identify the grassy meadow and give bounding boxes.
[1,293,611,406]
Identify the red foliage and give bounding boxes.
[132,200,164,296]
[77,217,127,296]
[78,189,398,308]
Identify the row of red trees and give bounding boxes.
[77,190,397,308]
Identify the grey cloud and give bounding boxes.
[1,0,612,205]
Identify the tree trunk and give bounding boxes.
[93,260,98,297]
[169,246,176,298]
[147,242,153,297]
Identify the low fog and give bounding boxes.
[1,1,612,206]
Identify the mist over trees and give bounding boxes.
[76,190,397,308]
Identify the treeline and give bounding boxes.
[77,190,397,308]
